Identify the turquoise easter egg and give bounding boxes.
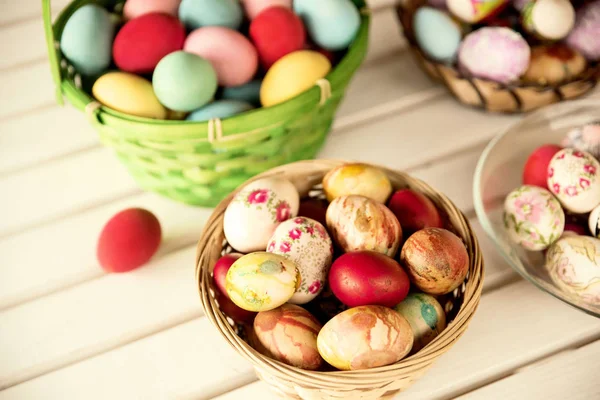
[294,0,360,51]
[179,0,243,30]
[59,4,115,76]
[186,100,254,121]
[413,7,462,63]
[221,80,262,106]
[394,293,446,352]
[152,51,218,112]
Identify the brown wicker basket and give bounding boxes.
[195,160,484,400]
[396,0,600,114]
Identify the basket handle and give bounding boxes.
[42,0,64,106]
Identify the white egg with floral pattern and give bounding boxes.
[503,185,565,251]
[267,217,334,304]
[547,148,600,214]
[224,177,300,253]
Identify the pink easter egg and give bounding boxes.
[184,27,258,87]
[242,0,293,19]
[123,0,181,20]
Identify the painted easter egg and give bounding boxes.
[213,253,243,296]
[267,217,333,304]
[253,304,323,369]
[322,163,392,204]
[522,144,564,189]
[566,1,600,61]
[317,305,414,370]
[458,27,530,84]
[222,80,262,106]
[523,44,587,85]
[326,195,402,257]
[223,177,300,253]
[186,100,254,122]
[60,4,115,76]
[113,13,185,74]
[413,7,462,62]
[225,252,300,312]
[447,0,508,23]
[97,208,162,273]
[329,251,411,308]
[546,236,600,303]
[521,0,575,40]
[152,51,218,112]
[184,27,258,87]
[387,189,443,235]
[178,0,243,30]
[215,290,257,324]
[242,0,292,19]
[294,0,361,51]
[503,185,565,251]
[260,50,331,107]
[92,72,167,119]
[394,293,446,353]
[249,6,306,70]
[401,228,469,295]
[561,123,600,160]
[123,0,181,20]
[548,148,600,214]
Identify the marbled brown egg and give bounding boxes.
[317,305,413,370]
[326,195,402,257]
[322,163,392,203]
[254,304,324,370]
[400,228,469,295]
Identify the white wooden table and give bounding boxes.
[2,1,600,399]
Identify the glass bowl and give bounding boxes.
[474,98,600,317]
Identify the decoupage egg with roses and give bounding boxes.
[223,177,300,253]
[267,216,333,304]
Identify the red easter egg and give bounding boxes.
[522,144,563,189]
[213,253,243,296]
[328,251,410,307]
[387,189,443,235]
[249,6,306,70]
[113,13,185,74]
[97,208,162,273]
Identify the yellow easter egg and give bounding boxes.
[92,71,168,119]
[260,50,331,107]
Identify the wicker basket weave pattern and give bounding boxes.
[43,0,370,207]
[196,160,484,400]
[396,0,600,114]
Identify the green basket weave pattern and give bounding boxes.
[43,0,370,207]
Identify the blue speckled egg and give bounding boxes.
[60,4,115,76]
[186,100,254,121]
[222,80,262,106]
[414,7,461,63]
[179,0,243,30]
[294,0,360,51]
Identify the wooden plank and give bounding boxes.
[458,341,600,400]
[9,279,596,400]
[0,63,56,120]
[0,192,213,310]
[0,18,48,70]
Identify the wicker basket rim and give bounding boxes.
[195,159,485,386]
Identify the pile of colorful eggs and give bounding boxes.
[504,122,600,303]
[414,0,599,85]
[211,163,470,371]
[59,0,361,121]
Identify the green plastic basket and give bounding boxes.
[43,0,370,207]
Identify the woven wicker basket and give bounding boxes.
[196,159,484,400]
[42,0,369,207]
[396,0,600,114]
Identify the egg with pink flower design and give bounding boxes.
[224,177,300,253]
[503,185,565,251]
[267,217,333,304]
[547,148,600,214]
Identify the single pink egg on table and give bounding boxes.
[184,27,258,87]
[123,0,181,20]
[242,0,293,19]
